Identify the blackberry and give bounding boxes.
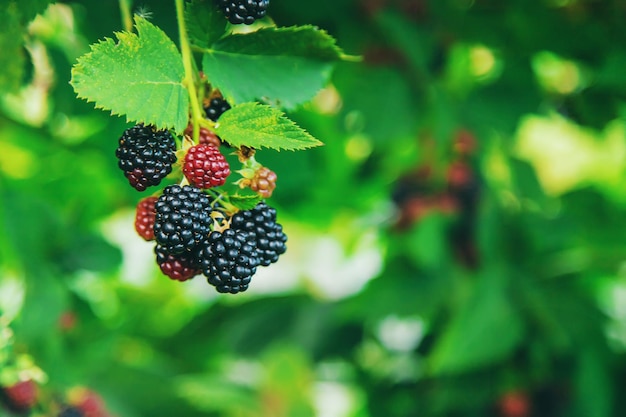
[153,185,213,254]
[230,202,287,266]
[183,144,230,189]
[204,97,231,121]
[184,122,222,147]
[134,196,158,241]
[199,229,260,294]
[249,166,277,198]
[155,244,201,281]
[58,407,85,417]
[217,0,269,25]
[115,124,177,191]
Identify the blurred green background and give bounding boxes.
[2,0,626,416]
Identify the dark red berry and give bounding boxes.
[115,124,177,191]
[497,390,530,417]
[184,123,222,148]
[2,380,37,411]
[134,196,158,241]
[183,144,230,189]
[155,244,201,281]
[76,390,109,417]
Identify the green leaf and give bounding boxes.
[10,0,53,24]
[428,271,525,375]
[215,102,323,151]
[0,4,26,93]
[202,26,345,109]
[185,0,226,48]
[229,193,262,211]
[70,16,189,132]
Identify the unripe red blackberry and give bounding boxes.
[2,380,37,412]
[155,244,201,281]
[115,124,177,191]
[204,97,231,121]
[199,229,260,294]
[249,167,277,198]
[183,123,222,148]
[183,144,230,189]
[217,0,269,25]
[230,202,287,266]
[153,185,213,254]
[134,196,158,241]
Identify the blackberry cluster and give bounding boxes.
[217,0,269,25]
[115,124,177,191]
[199,229,260,293]
[231,202,287,266]
[140,189,287,292]
[153,185,213,254]
[204,97,231,121]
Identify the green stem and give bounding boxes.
[175,0,204,143]
[119,0,133,32]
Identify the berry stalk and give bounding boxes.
[175,0,207,143]
[118,0,133,32]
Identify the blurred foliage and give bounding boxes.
[2,0,626,416]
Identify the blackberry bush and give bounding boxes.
[231,202,287,266]
[70,0,335,297]
[153,185,213,254]
[199,229,260,294]
[115,124,177,191]
[183,144,231,189]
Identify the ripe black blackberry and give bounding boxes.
[230,202,287,266]
[155,244,201,281]
[153,185,213,254]
[199,229,260,294]
[204,97,231,121]
[217,0,269,25]
[115,124,177,191]
[57,406,85,417]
